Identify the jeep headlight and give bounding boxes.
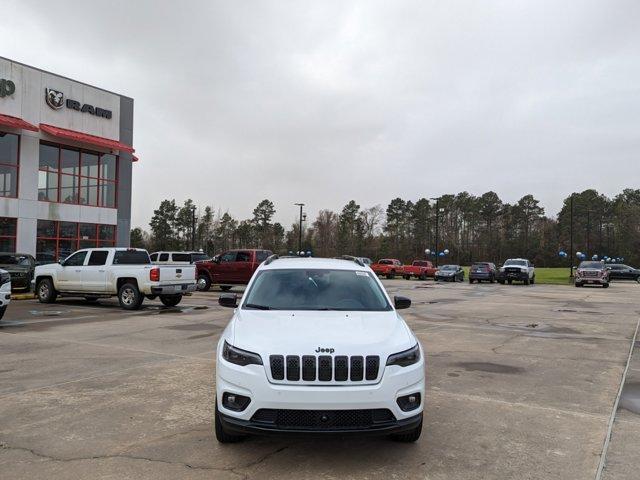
[222,341,263,366]
[386,344,420,367]
[499,267,505,272]
[0,272,10,286]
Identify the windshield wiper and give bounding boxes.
[244,303,272,310]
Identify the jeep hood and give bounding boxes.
[230,310,413,357]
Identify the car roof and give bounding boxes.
[260,257,369,271]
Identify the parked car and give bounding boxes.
[371,259,405,279]
[403,260,437,280]
[150,251,210,264]
[34,248,197,310]
[358,257,373,266]
[196,249,272,291]
[605,264,640,282]
[575,261,609,288]
[469,262,497,284]
[0,269,11,320]
[214,256,424,443]
[434,264,465,282]
[0,252,36,291]
[498,258,535,285]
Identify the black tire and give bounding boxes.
[197,274,211,292]
[220,285,232,292]
[531,276,535,285]
[575,282,582,287]
[387,271,396,280]
[36,278,57,303]
[469,279,474,284]
[490,276,495,284]
[403,275,411,280]
[498,280,505,284]
[159,294,182,307]
[508,279,513,285]
[215,401,246,443]
[84,296,99,303]
[603,283,610,288]
[390,416,423,442]
[524,277,530,285]
[118,282,144,310]
[0,305,6,321]
[146,295,157,301]
[419,274,427,281]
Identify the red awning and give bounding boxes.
[39,124,135,153]
[132,154,139,162]
[0,114,39,132]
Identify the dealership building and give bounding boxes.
[0,56,135,262]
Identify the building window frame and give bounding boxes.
[0,131,20,199]
[36,220,117,263]
[38,141,119,208]
[0,217,17,252]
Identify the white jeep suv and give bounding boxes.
[215,256,425,443]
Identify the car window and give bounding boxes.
[87,250,109,266]
[191,253,209,262]
[243,269,392,311]
[379,259,391,265]
[256,251,270,262]
[172,253,191,262]
[149,253,158,261]
[220,251,237,262]
[237,251,252,262]
[113,250,151,265]
[64,251,87,267]
[159,253,169,262]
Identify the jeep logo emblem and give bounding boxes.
[315,347,335,354]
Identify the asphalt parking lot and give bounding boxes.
[1,279,638,479]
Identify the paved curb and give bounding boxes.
[11,293,35,300]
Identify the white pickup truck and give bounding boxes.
[33,248,197,310]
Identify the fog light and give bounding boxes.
[222,392,251,412]
[397,392,421,412]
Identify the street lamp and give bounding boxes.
[430,197,442,267]
[190,205,197,251]
[294,203,305,255]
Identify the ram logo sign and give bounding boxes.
[45,88,64,110]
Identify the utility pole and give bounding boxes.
[294,203,305,254]
[430,197,440,267]
[569,194,574,278]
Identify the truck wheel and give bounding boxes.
[160,294,182,307]
[37,278,57,304]
[419,274,427,281]
[197,274,211,292]
[220,286,232,292]
[498,280,505,284]
[118,283,144,310]
[603,283,610,288]
[403,275,411,280]
[524,277,530,285]
[0,305,6,321]
[507,279,513,285]
[387,272,396,280]
[390,416,423,442]
[215,401,245,443]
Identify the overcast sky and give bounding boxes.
[4,1,639,228]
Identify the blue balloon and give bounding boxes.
[559,251,566,257]
[438,252,445,257]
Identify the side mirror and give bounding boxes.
[394,295,411,310]
[212,255,221,264]
[219,293,238,308]
[58,260,65,266]
[530,264,534,268]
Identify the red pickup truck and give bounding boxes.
[403,260,437,280]
[196,249,272,291]
[371,259,405,279]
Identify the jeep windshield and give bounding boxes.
[242,269,392,311]
[440,265,457,271]
[504,260,527,266]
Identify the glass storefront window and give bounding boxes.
[0,133,19,198]
[36,220,116,263]
[0,217,17,252]
[38,143,118,207]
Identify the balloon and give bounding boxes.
[438,252,445,257]
[592,255,598,260]
[425,249,431,255]
[576,251,582,257]
[443,249,450,255]
[559,251,566,257]
[431,251,436,256]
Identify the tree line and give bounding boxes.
[130,188,640,267]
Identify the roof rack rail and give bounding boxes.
[264,254,279,265]
[335,255,365,267]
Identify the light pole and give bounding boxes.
[430,197,441,267]
[294,203,305,255]
[191,205,197,251]
[569,194,574,278]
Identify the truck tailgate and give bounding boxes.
[158,265,196,283]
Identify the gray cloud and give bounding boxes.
[4,0,640,227]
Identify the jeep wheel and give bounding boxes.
[118,283,144,310]
[603,283,610,288]
[197,274,211,292]
[390,416,423,443]
[215,401,246,443]
[0,305,6,320]
[37,278,57,304]
[160,294,182,307]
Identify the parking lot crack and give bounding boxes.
[230,446,289,478]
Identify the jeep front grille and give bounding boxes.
[251,408,395,430]
[269,354,381,384]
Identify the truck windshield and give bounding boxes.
[504,260,527,266]
[0,254,30,266]
[242,269,392,311]
[113,251,151,265]
[579,261,603,269]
